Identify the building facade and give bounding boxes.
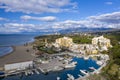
[55,37,73,48]
[92,36,112,51]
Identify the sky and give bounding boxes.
[0,0,120,33]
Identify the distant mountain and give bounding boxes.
[58,27,114,34]
[1,27,115,35]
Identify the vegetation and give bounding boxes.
[85,73,110,80]
[34,34,93,54]
[35,34,64,43]
[37,46,58,54]
[34,35,63,54]
[101,31,120,80]
[69,35,93,44]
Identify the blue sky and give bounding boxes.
[0,0,120,33]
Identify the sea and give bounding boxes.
[0,34,100,80]
[0,34,38,57]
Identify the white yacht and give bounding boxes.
[53,66,63,71]
[65,62,77,68]
[25,71,28,76]
[27,70,31,75]
[78,74,82,77]
[96,61,103,65]
[84,57,89,60]
[35,69,40,74]
[31,70,34,75]
[80,70,88,75]
[67,74,75,80]
[89,67,96,71]
[57,77,61,80]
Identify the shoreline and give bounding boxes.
[0,36,35,58]
[0,44,35,67]
[0,46,15,58]
[0,38,36,68]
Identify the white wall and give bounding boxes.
[4,61,33,71]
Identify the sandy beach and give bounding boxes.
[0,44,35,68]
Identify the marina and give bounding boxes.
[0,48,110,80]
[0,56,101,80]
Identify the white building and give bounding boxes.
[54,37,73,48]
[92,36,112,51]
[4,61,33,71]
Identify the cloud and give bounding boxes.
[0,23,57,33]
[0,17,8,21]
[0,23,41,33]
[0,0,77,14]
[1,11,120,33]
[88,12,120,24]
[21,15,57,22]
[52,11,120,29]
[51,20,107,29]
[105,2,113,5]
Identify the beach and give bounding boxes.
[0,44,35,68]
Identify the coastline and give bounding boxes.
[0,44,35,68]
[0,36,36,68]
[0,36,35,58]
[0,46,14,58]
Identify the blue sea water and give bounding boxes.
[0,34,38,56]
[1,57,100,80]
[0,47,13,57]
[0,34,37,46]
